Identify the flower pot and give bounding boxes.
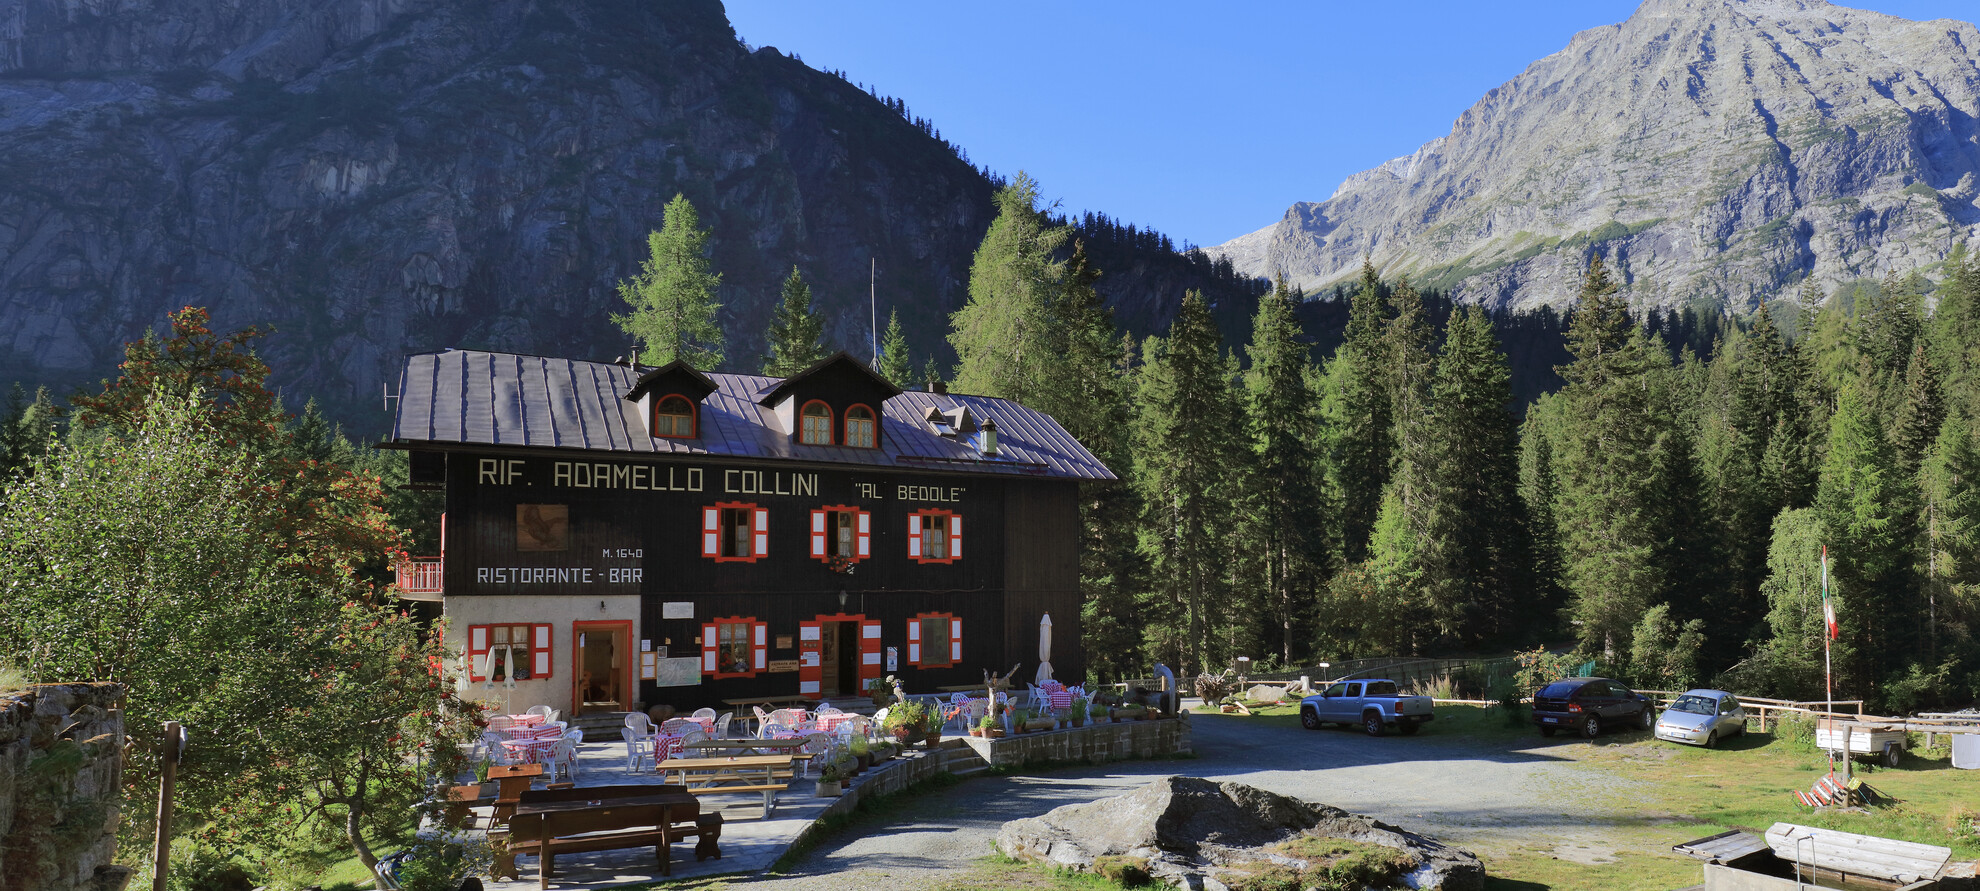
[969,728,983,737]
[924,732,942,749]
[816,780,843,798]
[855,752,872,772]
[987,728,1005,739]
[1072,717,1086,728]
[1026,720,1055,733]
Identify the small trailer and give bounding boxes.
[1815,718,1907,767]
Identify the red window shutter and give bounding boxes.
[950,514,962,559]
[752,621,768,671]
[906,617,921,665]
[856,511,871,558]
[859,620,883,686]
[701,507,719,558]
[798,620,823,698]
[753,507,769,558]
[811,510,827,559]
[468,625,489,682]
[950,617,963,663]
[908,514,922,558]
[532,624,553,679]
[701,623,718,674]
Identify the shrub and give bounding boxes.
[1773,711,1817,753]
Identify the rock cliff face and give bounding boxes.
[1215,0,1980,311]
[0,0,994,426]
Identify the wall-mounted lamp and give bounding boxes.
[599,600,607,612]
[838,589,849,609]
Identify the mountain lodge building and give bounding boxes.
[383,349,1112,715]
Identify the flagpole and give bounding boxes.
[1822,546,1832,719]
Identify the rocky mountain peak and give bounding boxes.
[1216,0,1980,312]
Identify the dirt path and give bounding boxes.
[696,707,1659,890]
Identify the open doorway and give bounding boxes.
[572,621,631,715]
[818,619,862,697]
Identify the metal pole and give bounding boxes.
[151,721,182,891]
[869,258,878,368]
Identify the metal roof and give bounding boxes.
[390,350,1117,481]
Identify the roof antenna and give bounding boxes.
[869,256,879,370]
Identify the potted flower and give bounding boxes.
[1116,703,1146,721]
[884,700,928,743]
[816,763,844,797]
[1011,708,1033,733]
[849,736,872,772]
[866,676,896,709]
[1069,698,1089,728]
[977,714,998,738]
[1025,711,1057,733]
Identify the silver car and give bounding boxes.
[1654,689,1747,747]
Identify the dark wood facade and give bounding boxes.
[434,449,1083,708]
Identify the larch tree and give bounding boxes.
[764,266,829,376]
[949,171,1068,402]
[612,192,725,369]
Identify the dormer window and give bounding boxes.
[844,405,877,449]
[800,401,834,445]
[653,394,696,438]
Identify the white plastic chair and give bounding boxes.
[487,714,518,733]
[525,705,557,722]
[623,714,656,770]
[799,731,836,779]
[691,707,717,722]
[549,736,580,782]
[752,706,771,735]
[816,703,842,714]
[476,730,513,765]
[660,717,693,735]
[770,708,808,728]
[715,712,734,739]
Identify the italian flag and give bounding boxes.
[1821,546,1838,640]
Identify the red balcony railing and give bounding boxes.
[395,557,443,598]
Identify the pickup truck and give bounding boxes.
[1299,679,1436,736]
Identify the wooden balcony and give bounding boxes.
[394,557,444,601]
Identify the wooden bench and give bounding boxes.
[502,785,720,889]
[658,754,796,813]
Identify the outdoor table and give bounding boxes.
[681,738,806,757]
[506,714,547,727]
[814,713,859,734]
[502,738,558,764]
[509,789,702,886]
[1049,690,1073,710]
[653,732,687,763]
[657,753,795,813]
[487,762,544,823]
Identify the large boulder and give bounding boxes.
[996,776,1483,891]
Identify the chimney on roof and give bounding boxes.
[979,417,998,457]
[932,380,947,395]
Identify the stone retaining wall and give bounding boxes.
[0,683,131,891]
[959,714,1191,768]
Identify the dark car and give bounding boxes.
[1530,677,1654,738]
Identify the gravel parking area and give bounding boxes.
[708,704,1656,890]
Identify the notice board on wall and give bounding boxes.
[653,657,702,687]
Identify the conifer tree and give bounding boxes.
[1892,340,1944,477]
[1133,292,1242,677]
[877,309,912,387]
[763,266,828,376]
[1815,382,1919,702]
[1920,414,1980,663]
[0,384,60,477]
[612,193,725,368]
[1519,394,1567,631]
[949,171,1068,402]
[1243,275,1327,664]
[1424,308,1530,644]
[1553,256,1676,657]
[1321,260,1391,562]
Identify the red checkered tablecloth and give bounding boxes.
[1049,691,1073,710]
[506,714,546,727]
[653,733,685,763]
[502,724,561,741]
[500,738,556,764]
[815,713,858,733]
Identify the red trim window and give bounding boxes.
[466,623,553,681]
[702,617,768,678]
[844,404,878,449]
[810,505,871,564]
[906,612,960,668]
[907,509,961,564]
[653,394,696,438]
[799,400,834,445]
[702,502,768,562]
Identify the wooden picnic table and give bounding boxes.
[657,753,795,813]
[722,694,814,710]
[682,737,808,757]
[507,786,711,888]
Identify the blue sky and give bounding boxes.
[726,1,1980,248]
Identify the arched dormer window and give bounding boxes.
[844,404,877,449]
[653,394,696,438]
[800,400,834,445]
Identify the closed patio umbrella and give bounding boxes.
[1035,614,1053,683]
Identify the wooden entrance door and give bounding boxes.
[571,621,632,715]
[798,613,883,700]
